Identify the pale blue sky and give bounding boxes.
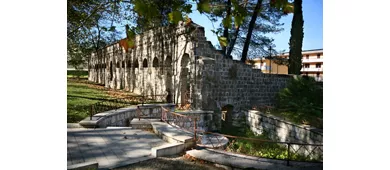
[189,0,323,52]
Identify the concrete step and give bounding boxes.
[151,122,195,150]
[130,118,161,129]
[151,143,185,157]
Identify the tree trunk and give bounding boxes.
[222,0,231,55]
[226,25,240,58]
[226,0,248,58]
[241,0,262,62]
[288,0,304,75]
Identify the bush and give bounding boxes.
[67,70,88,78]
[276,76,323,126]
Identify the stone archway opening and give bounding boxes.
[134,60,139,68]
[110,61,113,81]
[180,54,190,107]
[165,56,173,103]
[143,58,148,68]
[221,104,234,132]
[153,57,159,68]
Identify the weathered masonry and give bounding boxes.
[88,21,292,110]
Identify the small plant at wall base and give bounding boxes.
[276,76,323,128]
[222,126,320,162]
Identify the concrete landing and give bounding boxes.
[67,127,169,169]
[151,122,195,149]
[186,149,323,170]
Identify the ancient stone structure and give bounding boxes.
[88,22,292,111]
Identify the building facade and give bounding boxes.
[300,49,323,81]
[248,49,323,81]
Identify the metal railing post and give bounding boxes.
[90,105,93,120]
[137,106,141,120]
[194,118,197,142]
[287,143,291,166]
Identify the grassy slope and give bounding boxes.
[67,79,113,123]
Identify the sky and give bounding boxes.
[189,0,323,53]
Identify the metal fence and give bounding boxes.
[90,94,167,120]
[195,131,323,166]
[161,106,198,139]
[157,106,322,166]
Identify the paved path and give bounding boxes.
[67,127,168,169]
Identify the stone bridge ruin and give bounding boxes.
[88,21,292,111]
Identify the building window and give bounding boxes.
[306,55,309,59]
[316,64,321,68]
[317,54,321,59]
[304,64,310,68]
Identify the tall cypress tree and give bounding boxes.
[288,0,304,74]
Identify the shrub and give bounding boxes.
[276,76,323,126]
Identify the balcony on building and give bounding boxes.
[301,67,323,72]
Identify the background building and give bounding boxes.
[300,49,323,81]
[248,49,323,81]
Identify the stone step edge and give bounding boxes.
[67,161,98,170]
[151,143,185,157]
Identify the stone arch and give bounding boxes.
[221,104,234,130]
[134,60,139,68]
[122,61,125,68]
[143,58,148,68]
[117,61,120,68]
[127,60,131,68]
[152,57,159,68]
[181,53,190,67]
[179,54,191,105]
[165,56,173,102]
[110,61,113,81]
[165,56,172,70]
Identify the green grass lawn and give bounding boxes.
[67,79,113,123]
[67,70,88,79]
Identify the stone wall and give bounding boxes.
[194,42,292,111]
[245,110,323,144]
[175,110,220,132]
[79,104,175,128]
[245,110,323,160]
[88,21,292,111]
[88,22,205,105]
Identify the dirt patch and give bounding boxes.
[113,154,224,170]
[106,90,139,99]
